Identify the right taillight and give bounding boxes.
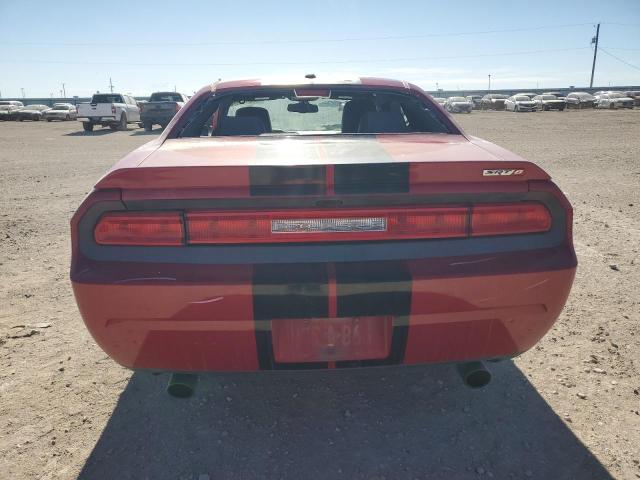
[471,203,551,237]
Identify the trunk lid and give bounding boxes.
[96,134,549,194]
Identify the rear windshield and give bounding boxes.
[91,94,123,103]
[25,105,48,110]
[178,88,451,138]
[514,96,530,101]
[52,105,70,110]
[150,92,183,102]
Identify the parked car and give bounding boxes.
[532,94,566,111]
[504,95,538,112]
[77,93,140,131]
[0,100,24,121]
[623,91,640,106]
[140,91,189,131]
[565,92,596,109]
[15,104,50,121]
[70,76,576,392]
[595,93,634,109]
[465,95,483,109]
[480,94,509,110]
[444,96,473,113]
[44,103,77,121]
[432,97,446,106]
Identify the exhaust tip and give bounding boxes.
[457,361,491,389]
[167,373,198,398]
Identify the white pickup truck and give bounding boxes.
[77,93,140,131]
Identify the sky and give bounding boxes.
[0,0,639,98]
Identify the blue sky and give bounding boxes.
[0,0,638,98]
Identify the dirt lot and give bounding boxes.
[1,110,639,480]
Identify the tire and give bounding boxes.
[144,122,152,132]
[46,119,52,122]
[65,114,70,120]
[118,113,127,131]
[82,122,94,132]
[514,105,519,112]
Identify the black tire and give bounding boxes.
[65,114,70,120]
[119,113,128,131]
[514,105,519,112]
[46,119,52,122]
[82,122,94,132]
[144,122,152,132]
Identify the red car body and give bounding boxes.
[71,77,576,372]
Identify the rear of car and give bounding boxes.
[71,79,576,372]
[140,92,187,131]
[77,93,139,131]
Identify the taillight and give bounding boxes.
[471,203,551,237]
[94,212,184,246]
[111,105,116,115]
[92,203,551,246]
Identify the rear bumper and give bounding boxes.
[140,112,175,124]
[72,252,576,371]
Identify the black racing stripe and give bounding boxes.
[253,263,329,369]
[253,261,411,370]
[335,261,412,317]
[334,163,409,194]
[252,264,328,320]
[249,165,326,196]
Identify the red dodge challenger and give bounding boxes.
[71,76,576,388]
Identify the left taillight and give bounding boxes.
[94,212,184,246]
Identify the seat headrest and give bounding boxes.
[217,116,266,136]
[341,98,376,133]
[357,111,408,134]
[235,106,272,132]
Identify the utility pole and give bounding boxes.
[62,83,66,98]
[590,23,600,88]
[488,74,491,91]
[109,77,114,93]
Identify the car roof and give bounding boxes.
[211,75,412,92]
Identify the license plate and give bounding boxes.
[271,316,392,363]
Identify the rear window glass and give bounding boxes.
[178,88,451,138]
[150,92,184,102]
[91,94,123,103]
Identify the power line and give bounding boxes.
[0,46,591,67]
[599,47,640,71]
[0,23,596,47]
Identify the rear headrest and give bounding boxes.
[357,111,408,134]
[235,106,272,132]
[341,98,376,133]
[217,116,266,136]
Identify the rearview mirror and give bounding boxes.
[287,102,319,113]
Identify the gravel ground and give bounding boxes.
[0,110,638,480]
